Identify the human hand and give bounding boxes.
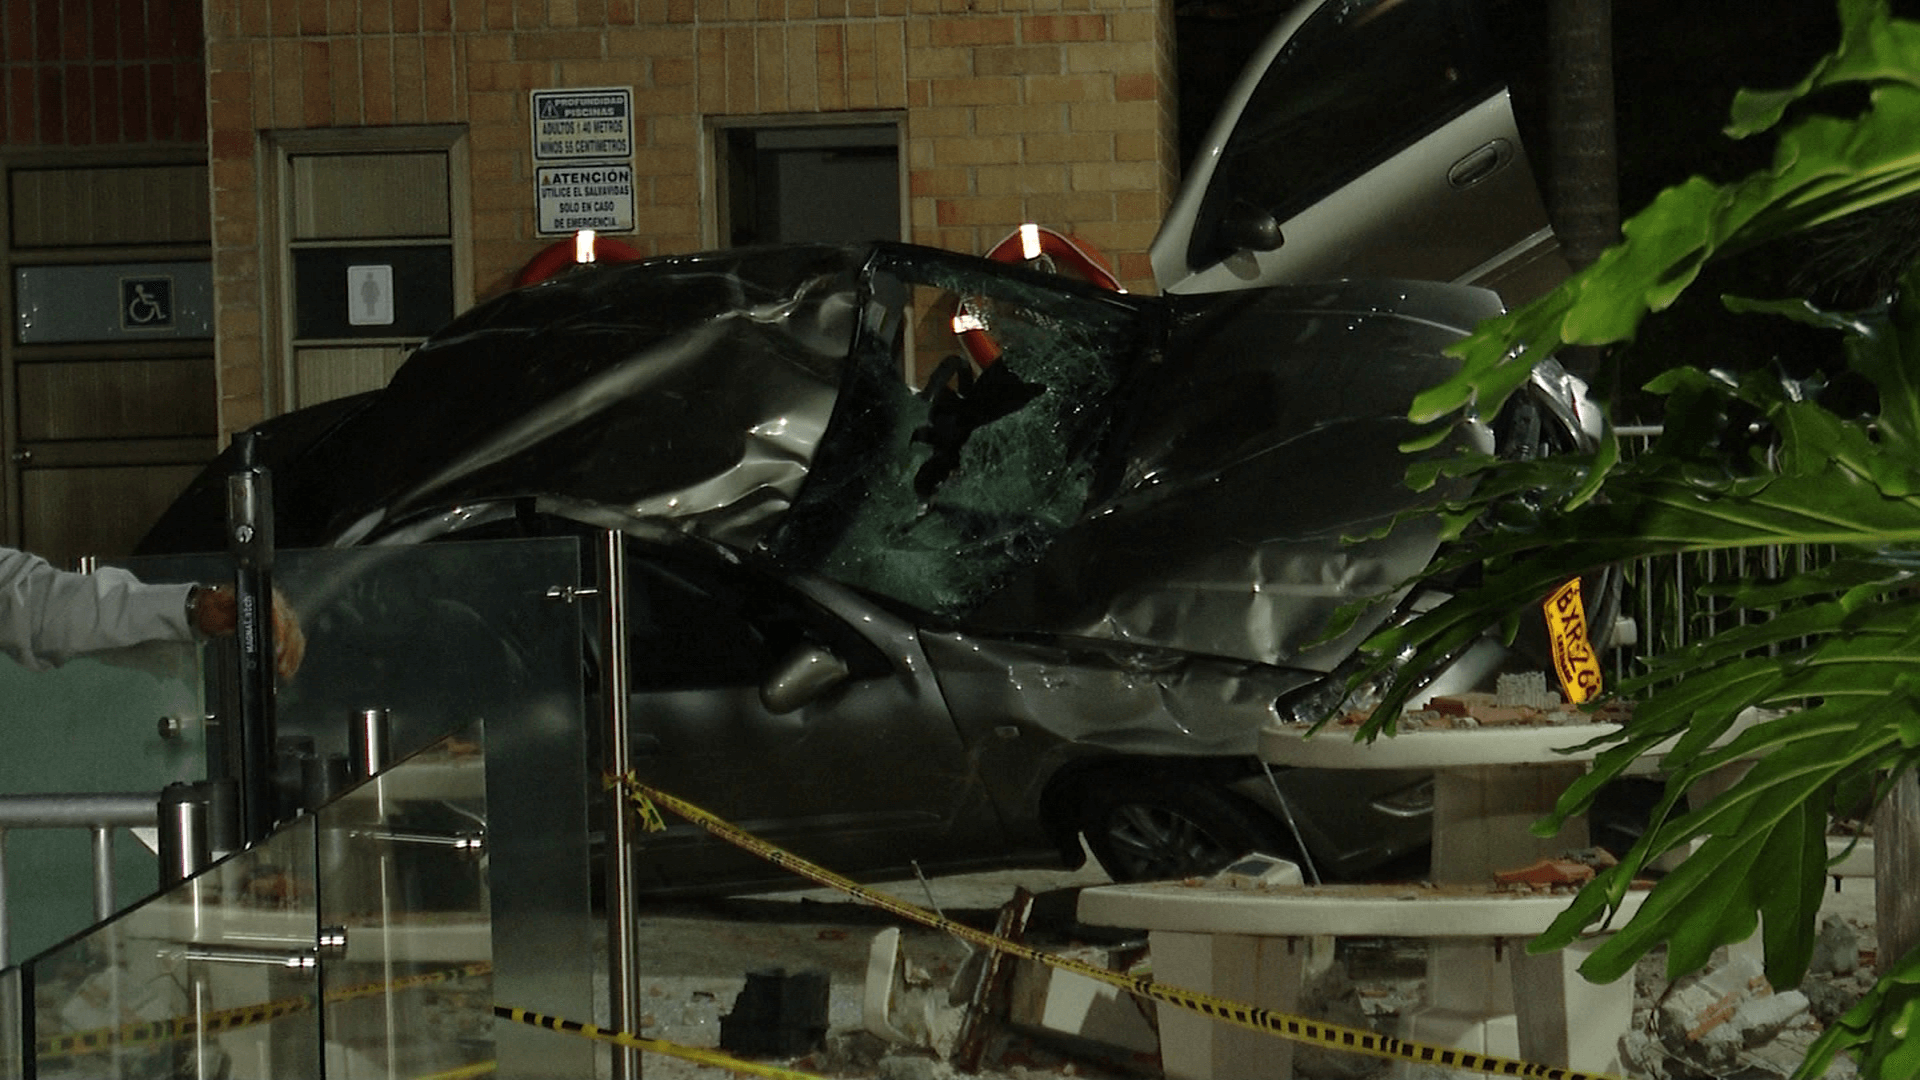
[269,590,306,678]
[190,585,307,678]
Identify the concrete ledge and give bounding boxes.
[1078,881,1651,938]
[1259,723,1623,769]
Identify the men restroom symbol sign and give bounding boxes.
[121,277,173,330]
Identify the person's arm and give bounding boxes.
[0,548,304,676]
[0,547,194,671]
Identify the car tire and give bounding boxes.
[1077,774,1292,883]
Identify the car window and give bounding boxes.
[626,557,774,687]
[624,544,887,689]
[770,248,1148,619]
[1190,0,1498,266]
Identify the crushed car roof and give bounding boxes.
[143,241,1503,670]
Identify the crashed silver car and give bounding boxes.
[143,241,1596,889]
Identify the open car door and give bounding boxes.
[1153,0,1567,305]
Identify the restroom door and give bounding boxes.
[269,128,471,413]
[2,157,217,566]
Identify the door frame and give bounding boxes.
[261,125,474,419]
[0,145,214,557]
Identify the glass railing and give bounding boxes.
[25,812,326,1079]
[0,643,208,963]
[315,719,492,1079]
[4,536,602,1078]
[19,719,495,1079]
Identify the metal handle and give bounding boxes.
[352,827,486,859]
[179,925,347,968]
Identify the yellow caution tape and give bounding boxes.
[35,960,493,1059]
[1544,577,1603,705]
[413,1062,498,1080]
[41,955,803,1080]
[616,773,1622,1080]
[495,1006,834,1080]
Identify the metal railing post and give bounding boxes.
[226,432,280,844]
[89,826,114,923]
[602,529,643,1080]
[159,782,214,889]
[0,828,10,968]
[0,794,161,969]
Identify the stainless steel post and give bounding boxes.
[158,783,212,888]
[89,826,114,921]
[351,707,393,779]
[0,828,9,968]
[602,530,642,1080]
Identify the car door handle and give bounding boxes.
[1448,139,1515,190]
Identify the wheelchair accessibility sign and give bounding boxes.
[121,276,173,331]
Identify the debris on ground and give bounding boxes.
[1618,932,1872,1080]
[625,873,1880,1080]
[1491,857,1597,888]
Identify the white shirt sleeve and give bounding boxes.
[0,547,196,671]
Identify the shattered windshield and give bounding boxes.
[772,248,1148,617]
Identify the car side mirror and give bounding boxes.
[759,644,851,714]
[1221,200,1284,254]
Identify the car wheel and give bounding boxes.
[1078,775,1291,883]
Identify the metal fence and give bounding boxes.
[1606,425,1835,685]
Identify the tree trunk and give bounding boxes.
[1545,0,1620,383]
[1877,771,1920,973]
[1546,0,1620,269]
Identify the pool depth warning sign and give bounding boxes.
[531,87,636,235]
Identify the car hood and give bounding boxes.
[146,244,867,554]
[143,242,1522,670]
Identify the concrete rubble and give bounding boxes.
[848,911,1879,1080]
[621,872,1879,1080]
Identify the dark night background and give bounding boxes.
[1172,0,1920,420]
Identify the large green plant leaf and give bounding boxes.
[1535,707,1905,982]
[1343,2,1920,1071]
[1410,0,1920,436]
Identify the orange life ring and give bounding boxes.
[514,234,645,287]
[984,225,1122,291]
[957,225,1123,367]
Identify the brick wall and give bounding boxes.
[0,0,207,147]
[203,0,1176,435]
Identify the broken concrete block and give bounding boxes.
[1492,857,1596,887]
[865,928,964,1056]
[1006,946,1158,1057]
[1808,914,1860,976]
[1730,990,1809,1049]
[1495,672,1560,710]
[1650,949,1812,1076]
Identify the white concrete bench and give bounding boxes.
[1077,878,1652,1080]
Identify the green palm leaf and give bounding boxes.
[1349,1,1920,1071]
